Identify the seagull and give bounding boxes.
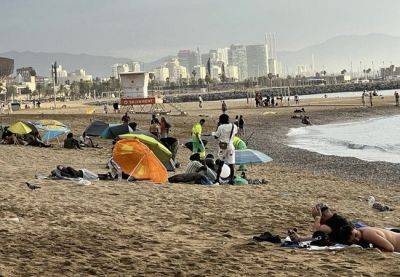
[26,182,41,190]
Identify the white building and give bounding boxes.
[211,65,221,80]
[226,65,239,81]
[67,69,93,83]
[246,44,269,78]
[268,58,278,75]
[230,45,248,81]
[111,63,130,79]
[193,65,206,80]
[165,59,187,82]
[128,61,141,73]
[154,67,169,82]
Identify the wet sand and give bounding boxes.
[1,96,400,276]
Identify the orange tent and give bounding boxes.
[112,139,168,184]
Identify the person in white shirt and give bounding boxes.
[214,113,237,184]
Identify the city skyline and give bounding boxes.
[2,0,400,61]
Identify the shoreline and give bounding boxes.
[247,105,400,186]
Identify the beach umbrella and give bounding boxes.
[8,122,32,135]
[21,121,39,134]
[112,139,168,183]
[235,149,273,165]
[184,139,208,151]
[37,119,66,127]
[101,124,133,139]
[119,133,175,171]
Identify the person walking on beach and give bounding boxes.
[361,91,366,107]
[369,91,373,107]
[395,91,399,107]
[271,96,275,107]
[192,119,206,158]
[198,95,203,108]
[221,101,227,113]
[103,104,108,114]
[238,115,245,136]
[294,94,299,105]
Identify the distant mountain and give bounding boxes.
[278,33,400,73]
[0,51,132,78]
[142,55,176,72]
[2,34,400,78]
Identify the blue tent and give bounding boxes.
[101,124,133,139]
[235,149,273,165]
[42,127,70,142]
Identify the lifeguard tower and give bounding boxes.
[120,72,168,114]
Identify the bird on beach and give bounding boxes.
[26,182,41,190]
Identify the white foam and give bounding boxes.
[287,115,400,163]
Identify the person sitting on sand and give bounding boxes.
[288,203,350,243]
[64,133,81,149]
[294,108,305,113]
[337,224,400,252]
[79,132,98,148]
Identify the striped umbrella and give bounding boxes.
[235,149,273,165]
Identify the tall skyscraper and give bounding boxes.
[230,45,248,81]
[246,44,269,78]
[177,50,200,73]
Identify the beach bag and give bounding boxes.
[219,124,234,150]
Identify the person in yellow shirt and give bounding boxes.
[233,136,247,171]
[192,119,206,158]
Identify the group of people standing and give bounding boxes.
[190,113,247,185]
[255,92,299,108]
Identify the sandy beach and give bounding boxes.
[1,95,400,276]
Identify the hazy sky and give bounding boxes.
[2,0,400,61]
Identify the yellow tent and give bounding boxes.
[8,122,32,135]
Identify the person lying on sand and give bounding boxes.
[288,204,350,243]
[337,225,400,252]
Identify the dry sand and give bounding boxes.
[1,95,400,276]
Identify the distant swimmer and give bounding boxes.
[294,108,305,113]
[301,116,312,125]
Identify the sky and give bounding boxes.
[2,0,400,61]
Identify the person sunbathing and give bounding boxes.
[337,225,400,252]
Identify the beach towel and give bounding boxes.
[36,168,99,185]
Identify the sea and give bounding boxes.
[287,115,400,164]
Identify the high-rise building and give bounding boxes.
[226,65,239,81]
[0,57,14,78]
[193,65,206,80]
[268,59,278,75]
[165,59,188,81]
[111,64,130,79]
[177,50,200,73]
[246,44,269,78]
[211,65,222,80]
[154,67,169,82]
[230,45,248,81]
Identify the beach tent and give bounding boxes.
[84,120,109,137]
[37,119,66,127]
[8,122,32,135]
[101,124,133,139]
[42,127,70,142]
[235,149,273,165]
[119,133,175,171]
[112,139,168,183]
